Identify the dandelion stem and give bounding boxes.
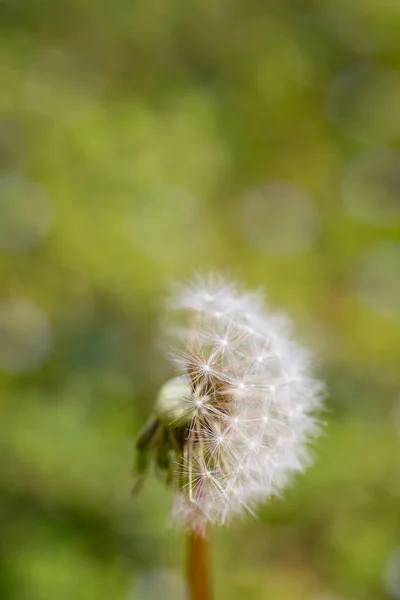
[187,525,213,600]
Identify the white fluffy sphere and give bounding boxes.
[161,275,324,530]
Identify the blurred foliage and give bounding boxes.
[1,1,400,599]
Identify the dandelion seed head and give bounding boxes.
[159,274,324,530]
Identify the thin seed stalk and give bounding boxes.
[186,525,213,600]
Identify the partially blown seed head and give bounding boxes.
[151,275,324,530]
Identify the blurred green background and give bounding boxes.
[1,1,400,599]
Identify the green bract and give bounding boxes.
[133,377,193,493]
[154,377,194,426]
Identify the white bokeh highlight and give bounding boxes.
[0,175,53,252]
[354,243,400,319]
[342,150,400,226]
[0,298,53,374]
[241,181,318,257]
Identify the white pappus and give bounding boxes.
[135,274,325,532]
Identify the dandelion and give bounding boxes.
[134,274,325,599]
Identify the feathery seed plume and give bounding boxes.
[135,274,324,532]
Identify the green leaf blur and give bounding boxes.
[1,1,400,599]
